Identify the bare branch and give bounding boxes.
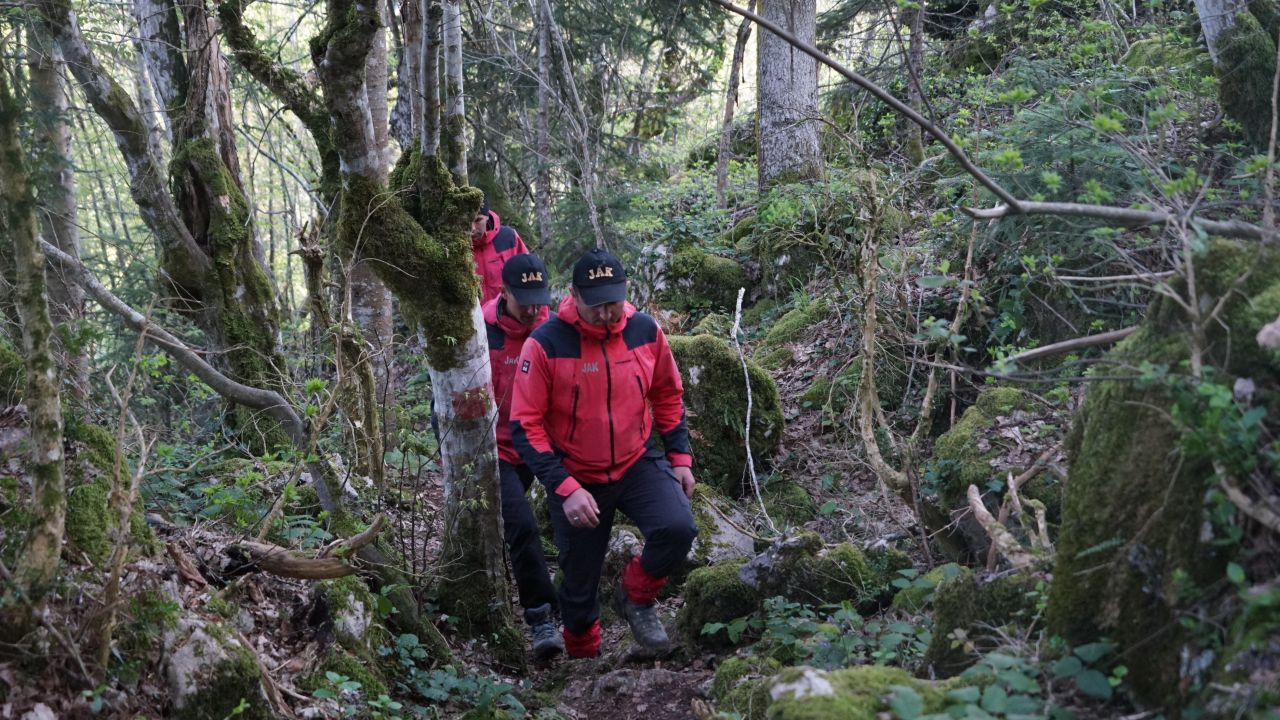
[965,200,1276,241]
[968,484,1038,571]
[1004,326,1139,366]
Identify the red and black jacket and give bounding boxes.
[511,296,693,497]
[484,295,550,466]
[473,210,529,304]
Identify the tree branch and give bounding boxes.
[1004,326,1139,366]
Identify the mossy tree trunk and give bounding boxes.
[315,0,519,654]
[0,59,65,605]
[442,0,467,183]
[757,0,822,191]
[1193,0,1277,148]
[37,0,289,448]
[715,0,755,209]
[27,24,87,399]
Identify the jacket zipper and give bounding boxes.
[635,376,646,431]
[568,386,580,441]
[602,338,616,476]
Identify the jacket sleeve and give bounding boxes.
[510,338,582,495]
[648,328,692,468]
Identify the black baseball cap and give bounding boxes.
[501,253,552,306]
[572,249,627,306]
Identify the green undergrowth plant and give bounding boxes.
[704,596,934,670]
[312,671,405,719]
[379,633,524,719]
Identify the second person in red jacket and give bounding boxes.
[511,249,698,658]
[472,193,530,304]
[484,254,563,661]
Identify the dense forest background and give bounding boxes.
[0,0,1277,717]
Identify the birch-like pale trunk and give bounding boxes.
[0,63,65,600]
[27,26,87,398]
[715,0,755,209]
[421,0,442,156]
[317,0,518,652]
[535,0,552,246]
[903,1,926,164]
[442,0,467,182]
[1192,0,1249,63]
[392,0,422,148]
[757,0,822,191]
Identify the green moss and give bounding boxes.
[1121,34,1208,71]
[72,423,118,475]
[763,298,832,348]
[175,635,272,720]
[358,151,479,369]
[756,346,795,371]
[713,655,781,720]
[321,575,392,657]
[1217,12,1277,149]
[677,560,762,649]
[65,478,111,565]
[767,665,950,720]
[692,313,732,337]
[298,645,389,699]
[791,543,876,608]
[922,568,1039,677]
[0,335,21,405]
[861,546,914,609]
[762,479,816,528]
[669,334,785,497]
[741,297,779,328]
[1047,242,1280,707]
[661,248,748,313]
[929,388,1040,512]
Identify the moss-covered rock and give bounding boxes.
[319,575,391,659]
[659,247,748,314]
[670,334,785,497]
[762,298,832,348]
[921,568,1040,677]
[924,388,1054,561]
[766,665,951,720]
[687,484,756,570]
[298,645,390,699]
[65,478,112,565]
[1048,242,1280,708]
[165,618,273,720]
[713,655,781,720]
[762,478,816,528]
[1120,34,1209,72]
[756,346,795,371]
[677,559,762,649]
[692,313,732,338]
[861,546,915,609]
[1216,12,1277,149]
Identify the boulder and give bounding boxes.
[164,617,273,720]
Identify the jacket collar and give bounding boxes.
[485,295,547,340]
[556,295,633,341]
[473,210,502,249]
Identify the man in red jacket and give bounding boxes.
[511,248,697,658]
[484,253,563,660]
[472,193,530,304]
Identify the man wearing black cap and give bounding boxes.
[510,248,698,658]
[484,253,563,660]
[473,193,530,304]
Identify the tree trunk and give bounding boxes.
[442,0,467,182]
[535,0,552,246]
[903,1,926,165]
[757,0,822,191]
[0,60,65,604]
[391,0,420,149]
[40,0,290,446]
[421,0,441,156]
[715,0,755,209]
[316,0,519,659]
[1192,0,1274,148]
[27,25,88,398]
[167,0,288,446]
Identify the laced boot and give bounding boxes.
[524,603,564,661]
[612,581,670,650]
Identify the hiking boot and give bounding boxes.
[612,582,670,650]
[525,603,564,661]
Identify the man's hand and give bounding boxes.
[563,487,600,529]
[673,466,696,499]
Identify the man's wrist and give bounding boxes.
[555,476,583,497]
[667,452,693,468]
